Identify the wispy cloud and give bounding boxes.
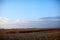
[0,17,30,29]
[0,16,60,29]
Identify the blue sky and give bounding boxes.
[0,0,59,21]
[0,0,60,29]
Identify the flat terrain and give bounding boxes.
[0,28,60,40]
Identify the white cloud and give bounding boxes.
[0,17,60,29]
[0,17,9,24]
[0,17,29,29]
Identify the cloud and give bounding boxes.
[28,17,60,28]
[0,16,60,29]
[0,17,9,24]
[0,17,29,29]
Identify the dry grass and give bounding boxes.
[0,28,60,40]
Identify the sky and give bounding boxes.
[0,0,60,29]
[1,0,59,20]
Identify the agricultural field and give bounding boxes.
[0,28,60,40]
